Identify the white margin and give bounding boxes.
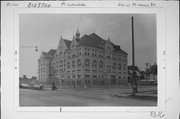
[1,1,179,119]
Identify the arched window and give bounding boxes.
[92,60,97,67]
[113,63,116,69]
[67,61,70,69]
[72,60,76,68]
[85,59,90,67]
[99,61,103,68]
[77,59,81,67]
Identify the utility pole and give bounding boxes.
[131,16,137,95]
[132,17,135,68]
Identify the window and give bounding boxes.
[77,75,81,78]
[72,54,76,58]
[59,52,62,56]
[99,61,103,68]
[92,70,97,73]
[92,60,97,67]
[113,63,116,69]
[118,64,121,70]
[77,69,81,72]
[85,59,90,67]
[123,64,126,70]
[72,70,76,73]
[85,69,90,72]
[67,62,70,69]
[106,56,111,59]
[92,75,97,78]
[107,65,111,72]
[72,60,76,68]
[77,59,81,67]
[85,75,90,78]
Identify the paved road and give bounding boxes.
[20,86,157,106]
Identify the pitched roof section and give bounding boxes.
[48,49,56,57]
[41,32,127,57]
[42,52,48,58]
[63,39,71,49]
[79,33,106,49]
[78,33,127,55]
[42,49,56,59]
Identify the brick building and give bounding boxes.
[38,29,128,88]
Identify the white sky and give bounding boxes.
[19,14,156,78]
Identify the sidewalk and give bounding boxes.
[114,87,157,101]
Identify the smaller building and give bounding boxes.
[128,63,157,86]
[19,75,39,85]
[142,63,157,81]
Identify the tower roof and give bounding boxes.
[76,28,80,36]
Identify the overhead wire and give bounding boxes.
[96,18,131,33]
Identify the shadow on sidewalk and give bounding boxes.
[114,94,157,101]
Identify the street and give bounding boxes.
[20,86,157,106]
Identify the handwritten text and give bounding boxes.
[27,2,51,8]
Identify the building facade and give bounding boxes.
[38,29,128,88]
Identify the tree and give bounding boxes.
[128,65,139,94]
[151,63,157,76]
[145,63,151,80]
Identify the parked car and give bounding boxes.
[33,84,44,90]
[19,83,30,89]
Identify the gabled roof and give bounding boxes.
[42,49,56,59]
[64,39,71,49]
[42,52,48,58]
[48,49,56,57]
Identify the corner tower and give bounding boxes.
[75,28,80,39]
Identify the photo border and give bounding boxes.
[14,6,165,112]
